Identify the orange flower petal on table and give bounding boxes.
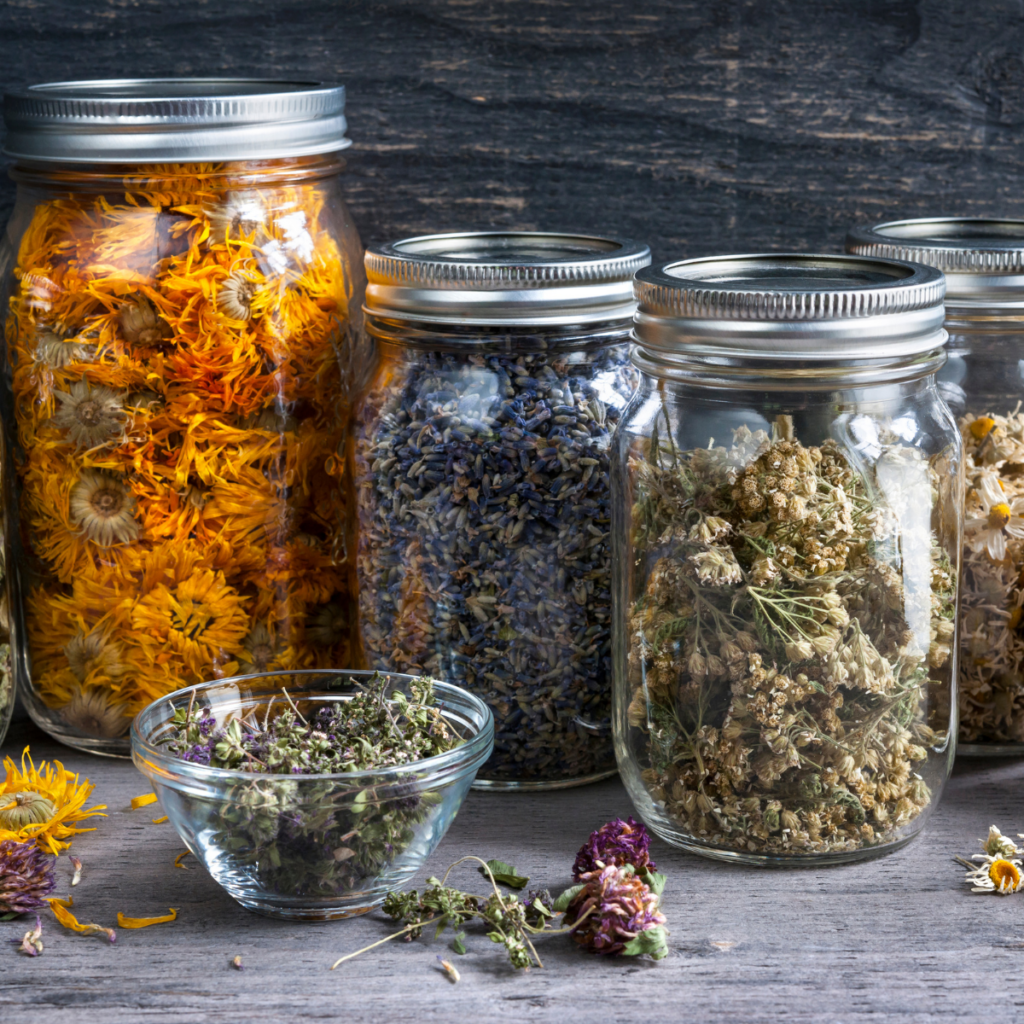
[117,908,177,929]
[48,897,117,942]
[130,792,158,810]
[174,849,192,869]
[151,816,168,824]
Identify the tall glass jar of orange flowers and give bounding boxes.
[0,80,367,754]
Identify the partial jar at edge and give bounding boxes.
[848,219,1024,756]
[353,232,652,788]
[612,254,961,864]
[0,80,367,755]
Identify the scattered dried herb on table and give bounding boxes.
[354,341,636,784]
[623,416,956,856]
[3,163,362,738]
[163,674,461,898]
[958,410,1024,745]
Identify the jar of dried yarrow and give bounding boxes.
[354,231,651,788]
[612,254,961,864]
[0,80,367,754]
[849,219,1024,755]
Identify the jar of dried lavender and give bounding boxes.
[849,219,1024,756]
[612,254,961,864]
[0,80,366,755]
[354,232,651,789]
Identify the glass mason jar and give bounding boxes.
[849,220,1024,756]
[0,80,367,755]
[354,232,651,789]
[612,254,962,864]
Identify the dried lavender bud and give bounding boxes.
[572,817,656,879]
[355,339,636,785]
[0,840,56,914]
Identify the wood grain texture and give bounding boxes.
[2,0,1024,261]
[1,720,1023,1023]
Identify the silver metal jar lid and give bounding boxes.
[633,253,947,362]
[2,79,349,164]
[364,231,652,326]
[846,218,1024,313]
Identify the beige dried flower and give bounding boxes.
[69,470,140,547]
[59,686,129,738]
[119,295,173,346]
[217,272,261,321]
[51,381,124,448]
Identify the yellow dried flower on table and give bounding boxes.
[0,747,106,854]
[3,159,365,747]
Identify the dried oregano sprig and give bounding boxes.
[331,818,669,974]
[161,675,462,901]
[164,673,458,773]
[626,414,956,856]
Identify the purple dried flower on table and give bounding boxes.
[0,839,56,914]
[563,865,667,958]
[572,817,656,880]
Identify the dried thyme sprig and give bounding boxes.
[331,819,669,973]
[164,673,458,773]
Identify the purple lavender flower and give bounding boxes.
[0,840,56,914]
[563,864,667,957]
[572,817,656,880]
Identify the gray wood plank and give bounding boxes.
[1,720,1022,1023]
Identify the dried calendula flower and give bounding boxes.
[0,748,105,854]
[118,294,173,347]
[69,470,140,547]
[51,382,124,449]
[58,686,130,739]
[130,793,158,810]
[217,271,261,320]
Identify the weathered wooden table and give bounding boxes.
[0,720,1021,1023]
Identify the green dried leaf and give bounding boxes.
[621,924,669,960]
[451,933,467,955]
[552,883,585,912]
[638,868,667,896]
[478,858,529,889]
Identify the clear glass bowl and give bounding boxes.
[131,670,494,920]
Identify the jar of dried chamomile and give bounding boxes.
[612,254,962,864]
[849,218,1024,756]
[0,80,367,754]
[354,231,651,789]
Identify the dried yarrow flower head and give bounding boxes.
[563,865,668,959]
[625,414,957,857]
[572,817,656,880]
[0,839,56,914]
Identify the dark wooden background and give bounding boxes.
[1,0,1023,261]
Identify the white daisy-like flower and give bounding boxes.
[964,853,1024,895]
[984,824,1022,859]
[966,472,1024,561]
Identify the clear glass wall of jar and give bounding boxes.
[354,232,651,788]
[0,80,367,754]
[848,219,1024,756]
[612,254,961,864]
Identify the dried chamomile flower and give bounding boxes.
[51,382,124,449]
[983,825,1022,859]
[69,470,140,547]
[11,914,43,956]
[964,856,1023,895]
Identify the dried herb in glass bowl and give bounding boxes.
[131,670,494,920]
